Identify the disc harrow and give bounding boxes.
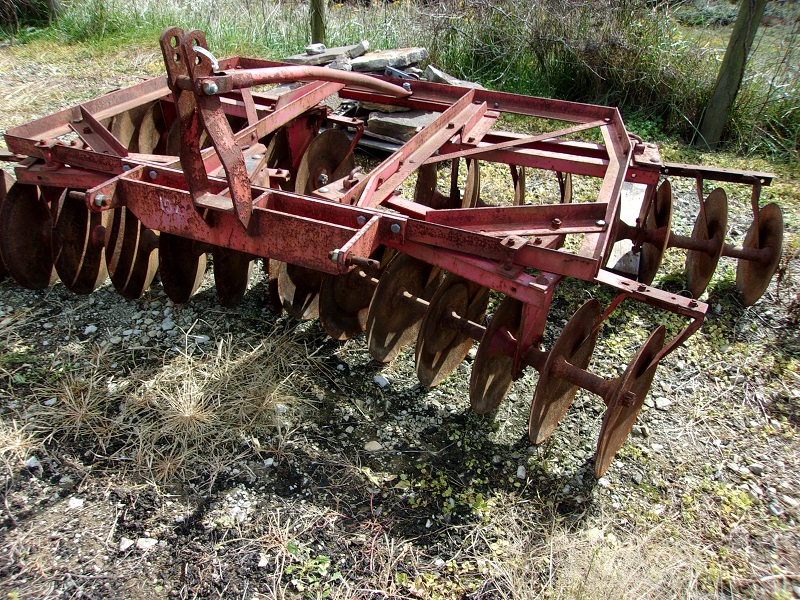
[0,27,785,477]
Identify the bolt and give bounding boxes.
[689,300,698,308]
[357,215,367,226]
[551,218,562,229]
[149,170,158,180]
[533,237,542,245]
[202,81,219,95]
[318,186,329,193]
[403,82,412,92]
[251,154,262,159]
[596,219,606,227]
[390,223,401,234]
[317,173,329,186]
[637,284,647,292]
[330,249,341,263]
[93,193,108,207]
[122,165,131,172]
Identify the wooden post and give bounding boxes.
[695,0,767,149]
[310,0,326,45]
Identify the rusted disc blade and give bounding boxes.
[366,254,443,363]
[137,101,167,154]
[639,180,673,285]
[463,159,480,208]
[266,259,284,313]
[52,190,110,294]
[110,103,151,152]
[105,208,159,300]
[528,299,603,444]
[212,247,253,308]
[319,255,383,341]
[416,274,490,387]
[159,233,206,304]
[595,325,666,477]
[558,172,573,204]
[512,165,525,205]
[278,262,323,320]
[736,202,783,306]
[686,188,728,298]
[469,296,522,414]
[295,128,355,194]
[264,128,294,190]
[0,172,15,279]
[0,183,57,289]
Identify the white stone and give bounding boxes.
[84,324,98,335]
[24,456,40,469]
[516,465,527,480]
[68,497,84,510]
[258,553,268,568]
[373,375,390,388]
[119,537,135,552]
[654,397,672,410]
[136,537,158,551]
[364,440,383,452]
[161,318,176,331]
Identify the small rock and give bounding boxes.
[769,502,784,517]
[42,322,54,329]
[258,553,268,568]
[119,537,135,552]
[654,397,672,410]
[373,375,390,388]
[597,477,611,489]
[24,456,41,470]
[467,347,478,360]
[781,495,798,508]
[643,397,655,408]
[136,537,158,551]
[305,42,326,55]
[122,329,133,336]
[434,558,445,569]
[748,463,765,476]
[44,397,57,406]
[59,475,76,490]
[274,403,289,415]
[337,364,346,371]
[328,57,352,71]
[586,527,603,543]
[651,443,664,452]
[264,458,274,467]
[161,318,176,331]
[84,324,98,335]
[195,335,211,344]
[109,336,122,344]
[516,465,526,480]
[731,374,746,385]
[345,426,354,434]
[364,440,383,452]
[632,472,643,485]
[68,497,84,510]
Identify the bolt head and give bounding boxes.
[357,215,367,226]
[93,194,108,207]
[403,82,411,91]
[596,219,606,227]
[390,223,401,234]
[317,186,329,193]
[317,173,329,186]
[202,81,219,95]
[331,249,341,263]
[148,170,158,180]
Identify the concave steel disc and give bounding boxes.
[137,101,167,154]
[110,103,151,152]
[736,202,783,306]
[366,253,443,363]
[266,259,284,313]
[558,172,572,204]
[318,251,384,341]
[686,187,728,298]
[264,129,294,190]
[528,299,603,444]
[414,159,479,209]
[416,274,489,388]
[295,128,355,194]
[512,165,525,205]
[462,159,480,208]
[212,247,253,308]
[469,296,522,414]
[0,172,15,279]
[0,183,57,289]
[638,180,673,285]
[276,129,355,320]
[159,232,206,304]
[595,325,665,478]
[105,207,159,300]
[52,190,110,294]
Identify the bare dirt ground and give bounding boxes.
[0,41,799,600]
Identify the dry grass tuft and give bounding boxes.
[0,419,37,474]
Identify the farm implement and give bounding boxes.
[0,28,784,476]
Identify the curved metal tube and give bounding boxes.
[223,66,412,98]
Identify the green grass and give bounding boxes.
[2,0,799,161]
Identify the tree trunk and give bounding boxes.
[695,0,767,149]
[310,0,326,45]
